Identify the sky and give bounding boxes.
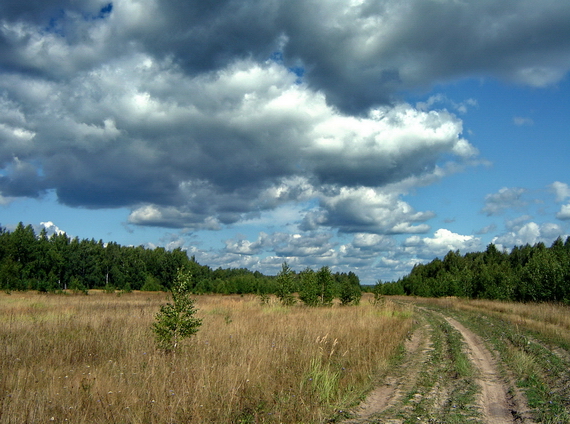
[1,0,570,284]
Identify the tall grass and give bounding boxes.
[0,292,411,423]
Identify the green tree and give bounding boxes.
[372,280,384,305]
[316,266,335,306]
[275,262,297,306]
[69,276,88,295]
[338,272,362,305]
[374,279,405,296]
[0,256,22,291]
[299,267,319,306]
[10,222,37,288]
[49,232,70,290]
[141,275,164,291]
[153,269,202,353]
[519,248,564,302]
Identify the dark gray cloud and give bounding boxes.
[3,1,570,104]
[0,53,471,231]
[0,157,45,197]
[279,0,570,111]
[1,0,569,239]
[0,0,107,22]
[146,1,282,73]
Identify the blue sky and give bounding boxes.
[1,0,569,284]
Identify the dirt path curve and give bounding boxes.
[444,316,517,423]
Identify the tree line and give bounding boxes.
[377,236,570,303]
[0,222,361,301]
[0,222,192,293]
[274,262,362,306]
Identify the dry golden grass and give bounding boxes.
[409,296,570,346]
[0,292,411,423]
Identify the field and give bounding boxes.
[3,292,570,423]
[0,292,412,423]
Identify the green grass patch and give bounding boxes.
[305,357,341,404]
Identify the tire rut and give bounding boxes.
[444,316,518,423]
[340,307,530,423]
[342,319,432,423]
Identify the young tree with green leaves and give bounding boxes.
[275,262,297,306]
[372,280,385,305]
[153,269,202,353]
[299,267,319,306]
[316,266,335,306]
[338,274,362,305]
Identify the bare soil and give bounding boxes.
[444,316,521,423]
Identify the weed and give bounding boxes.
[306,357,341,403]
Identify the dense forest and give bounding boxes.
[0,222,361,301]
[378,236,570,303]
[8,221,569,304]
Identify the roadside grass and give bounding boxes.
[0,291,412,423]
[411,297,570,423]
[399,311,445,423]
[478,316,570,423]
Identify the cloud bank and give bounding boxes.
[1,0,570,280]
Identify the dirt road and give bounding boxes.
[342,306,532,423]
[444,316,518,423]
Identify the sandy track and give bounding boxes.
[444,317,516,423]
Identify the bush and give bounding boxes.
[69,277,88,295]
[299,268,319,307]
[339,280,361,306]
[104,284,116,294]
[141,275,164,292]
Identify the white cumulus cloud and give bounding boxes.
[404,228,481,258]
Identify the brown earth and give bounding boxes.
[444,316,521,423]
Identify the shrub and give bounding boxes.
[339,279,361,306]
[69,277,88,295]
[299,268,320,306]
[141,275,164,291]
